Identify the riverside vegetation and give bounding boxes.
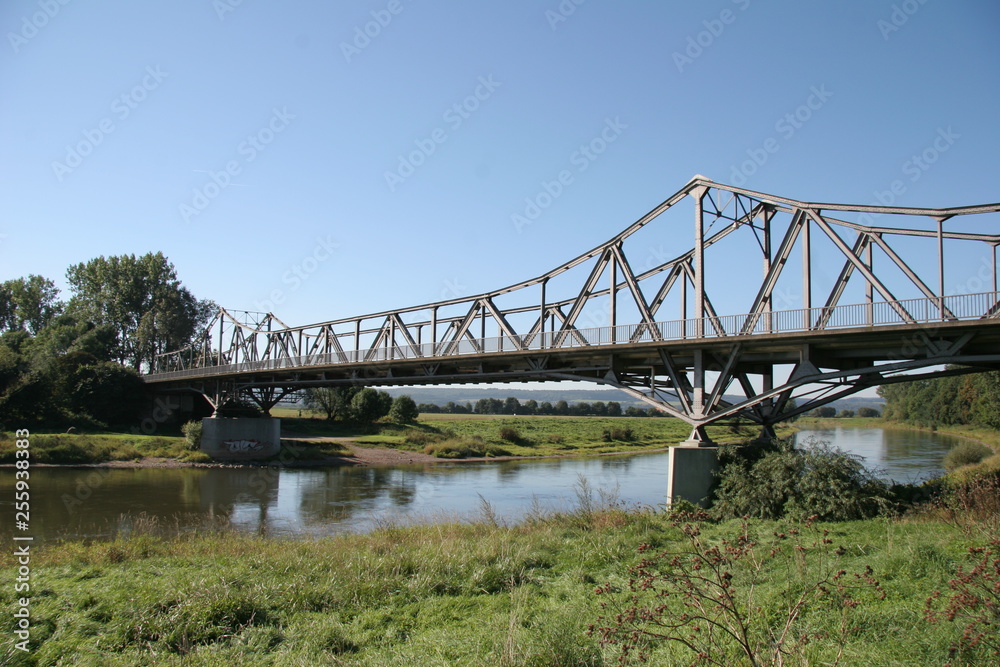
[2,435,998,666]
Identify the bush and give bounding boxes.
[498,427,521,443]
[423,438,510,458]
[389,395,419,423]
[943,441,994,471]
[712,438,892,521]
[601,427,634,442]
[181,420,203,450]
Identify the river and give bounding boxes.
[0,427,968,541]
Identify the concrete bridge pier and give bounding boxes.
[666,443,720,509]
[200,417,281,461]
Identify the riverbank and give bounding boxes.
[0,503,992,665]
[5,415,995,470]
[0,415,790,468]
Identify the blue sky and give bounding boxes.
[2,0,998,335]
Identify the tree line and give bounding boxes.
[414,397,671,417]
[878,371,1000,429]
[0,253,213,429]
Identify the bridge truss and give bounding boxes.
[148,177,1000,443]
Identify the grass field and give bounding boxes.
[0,498,993,666]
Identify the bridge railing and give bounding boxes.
[147,291,999,380]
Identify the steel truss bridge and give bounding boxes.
[145,176,1000,443]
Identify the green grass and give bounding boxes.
[0,503,991,665]
[281,414,790,459]
[0,432,197,464]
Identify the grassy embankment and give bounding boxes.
[0,412,789,465]
[0,491,995,665]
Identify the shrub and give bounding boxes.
[925,539,1000,663]
[423,438,510,458]
[943,441,993,471]
[592,518,885,665]
[601,427,635,442]
[546,434,564,444]
[498,427,521,443]
[389,395,419,423]
[181,420,203,450]
[712,438,892,521]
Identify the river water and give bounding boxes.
[0,427,967,541]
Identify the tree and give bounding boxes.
[812,406,837,418]
[389,395,419,422]
[351,387,385,424]
[377,390,393,419]
[503,397,521,415]
[591,401,607,416]
[837,409,855,418]
[66,252,214,370]
[522,399,538,415]
[606,401,622,417]
[857,407,881,418]
[554,400,569,415]
[0,275,63,334]
[304,387,357,421]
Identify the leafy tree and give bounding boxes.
[0,275,62,334]
[857,406,881,418]
[538,401,553,415]
[606,401,622,417]
[503,396,521,415]
[304,386,358,421]
[65,361,146,427]
[351,387,384,424]
[389,395,419,422]
[376,390,393,418]
[554,400,569,415]
[812,406,837,418]
[591,400,607,416]
[66,252,214,369]
[837,409,855,418]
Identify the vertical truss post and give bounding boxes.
[431,307,438,355]
[539,279,547,343]
[761,206,772,332]
[993,243,998,294]
[937,216,945,321]
[354,319,360,361]
[802,216,811,329]
[691,185,708,338]
[865,238,874,326]
[609,251,617,342]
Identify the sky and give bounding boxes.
[1,1,998,366]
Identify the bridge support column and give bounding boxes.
[667,444,720,509]
[200,417,281,461]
